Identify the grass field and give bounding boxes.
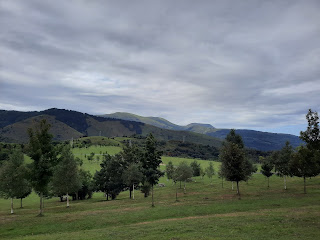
[0,148,319,239]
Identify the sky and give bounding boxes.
[0,0,319,136]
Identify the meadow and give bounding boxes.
[0,146,319,240]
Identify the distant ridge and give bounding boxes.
[101,112,303,151]
[0,108,222,148]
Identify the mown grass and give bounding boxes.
[1,151,319,240]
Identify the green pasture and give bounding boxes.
[1,149,319,239]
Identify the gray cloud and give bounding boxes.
[1,0,319,135]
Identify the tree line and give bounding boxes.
[0,109,319,215]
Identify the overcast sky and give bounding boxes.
[0,0,319,135]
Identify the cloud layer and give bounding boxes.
[1,0,319,135]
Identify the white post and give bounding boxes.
[67,193,70,207]
[11,198,14,214]
[132,184,135,200]
[284,176,287,190]
[232,181,234,190]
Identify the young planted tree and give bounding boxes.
[260,156,274,188]
[166,161,175,181]
[190,160,201,177]
[121,143,143,198]
[175,161,193,194]
[200,167,206,179]
[123,163,143,200]
[27,119,57,216]
[219,130,254,198]
[290,146,320,193]
[51,146,81,207]
[0,151,31,214]
[274,141,293,190]
[205,161,215,185]
[141,134,163,207]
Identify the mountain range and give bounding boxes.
[0,108,303,151]
[101,112,303,151]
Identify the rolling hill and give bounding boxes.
[0,108,222,148]
[100,112,304,151]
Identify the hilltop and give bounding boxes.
[100,112,303,151]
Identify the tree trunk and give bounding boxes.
[232,181,234,190]
[132,184,135,200]
[11,198,14,214]
[304,176,306,194]
[151,185,154,207]
[129,187,132,199]
[236,181,240,199]
[175,182,178,202]
[267,177,270,188]
[184,181,186,194]
[67,193,70,208]
[38,192,43,216]
[284,175,287,190]
[20,198,23,208]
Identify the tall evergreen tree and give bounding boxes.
[141,133,163,207]
[0,150,31,214]
[27,119,57,216]
[51,146,81,207]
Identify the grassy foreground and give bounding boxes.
[0,155,319,240]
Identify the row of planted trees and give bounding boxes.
[0,109,319,215]
[0,119,164,215]
[260,109,320,193]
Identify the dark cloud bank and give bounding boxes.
[1,0,319,135]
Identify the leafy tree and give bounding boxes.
[123,163,143,199]
[166,161,175,181]
[141,134,163,207]
[219,130,254,197]
[300,109,320,151]
[290,146,320,193]
[200,166,206,179]
[175,161,193,194]
[77,169,94,200]
[190,160,201,177]
[51,146,81,207]
[274,141,293,190]
[27,119,57,216]
[226,129,244,148]
[94,154,125,200]
[121,143,143,198]
[260,156,274,188]
[205,161,215,184]
[0,151,31,214]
